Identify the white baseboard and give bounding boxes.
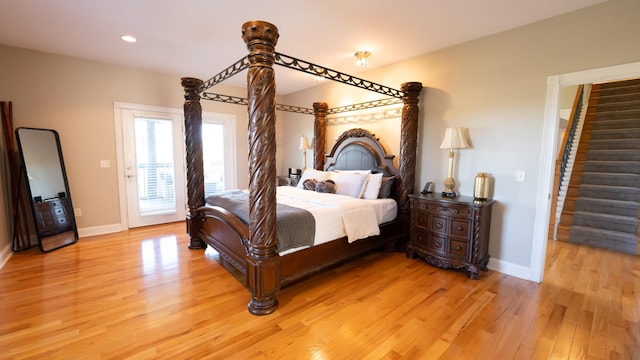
[0,241,11,270]
[487,257,532,282]
[78,223,123,238]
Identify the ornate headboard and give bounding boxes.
[324,128,400,197]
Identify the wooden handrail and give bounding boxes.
[556,84,584,162]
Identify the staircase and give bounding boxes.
[558,78,640,254]
[553,85,588,238]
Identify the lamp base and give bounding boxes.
[442,175,456,199]
[441,191,457,198]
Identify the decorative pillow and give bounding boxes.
[296,169,330,189]
[378,176,395,198]
[315,179,336,193]
[328,171,369,198]
[303,178,317,190]
[362,173,383,200]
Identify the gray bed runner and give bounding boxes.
[206,190,315,254]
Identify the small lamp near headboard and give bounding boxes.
[440,127,470,198]
[299,134,310,171]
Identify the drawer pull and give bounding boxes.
[457,226,463,231]
[455,246,462,251]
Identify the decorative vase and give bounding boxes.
[474,172,490,200]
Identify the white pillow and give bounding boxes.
[334,169,372,175]
[362,173,383,200]
[296,169,330,189]
[329,171,369,198]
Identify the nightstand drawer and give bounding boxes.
[426,203,472,219]
[449,239,468,259]
[429,216,448,235]
[450,219,470,238]
[413,200,429,211]
[414,229,446,256]
[415,211,428,230]
[429,233,447,256]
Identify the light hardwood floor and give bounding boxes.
[1,222,638,359]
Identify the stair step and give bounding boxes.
[586,150,640,161]
[594,99,640,112]
[575,198,640,217]
[590,128,640,140]
[555,225,570,241]
[596,86,640,98]
[594,109,640,121]
[596,93,640,105]
[572,211,638,233]
[578,184,640,201]
[580,172,640,187]
[598,80,640,95]
[583,161,640,175]
[568,226,638,254]
[587,139,640,150]
[592,118,640,130]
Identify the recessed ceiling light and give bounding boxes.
[120,35,137,43]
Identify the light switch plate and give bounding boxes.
[516,170,525,182]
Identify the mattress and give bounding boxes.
[275,186,397,255]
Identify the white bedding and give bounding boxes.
[275,186,397,255]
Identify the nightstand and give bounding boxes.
[407,193,495,279]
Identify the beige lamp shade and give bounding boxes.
[299,134,310,170]
[440,127,470,150]
[299,134,310,150]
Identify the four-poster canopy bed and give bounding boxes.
[181,20,422,315]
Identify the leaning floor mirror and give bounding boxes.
[15,127,78,252]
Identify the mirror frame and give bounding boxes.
[15,127,78,252]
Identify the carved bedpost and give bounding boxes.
[242,20,280,315]
[313,102,328,170]
[182,77,206,250]
[399,82,423,213]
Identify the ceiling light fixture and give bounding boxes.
[354,51,371,68]
[120,35,137,43]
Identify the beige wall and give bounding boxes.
[2,0,639,273]
[281,0,640,273]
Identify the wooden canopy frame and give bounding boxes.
[181,20,422,314]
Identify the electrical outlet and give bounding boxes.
[74,208,82,216]
[100,160,110,168]
[516,170,526,182]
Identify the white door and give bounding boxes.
[122,110,186,227]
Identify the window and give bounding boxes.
[203,113,237,196]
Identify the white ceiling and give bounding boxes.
[0,0,605,94]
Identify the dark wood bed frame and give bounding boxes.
[181,21,422,315]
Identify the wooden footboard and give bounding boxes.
[195,205,407,314]
[279,216,406,287]
[198,206,250,275]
